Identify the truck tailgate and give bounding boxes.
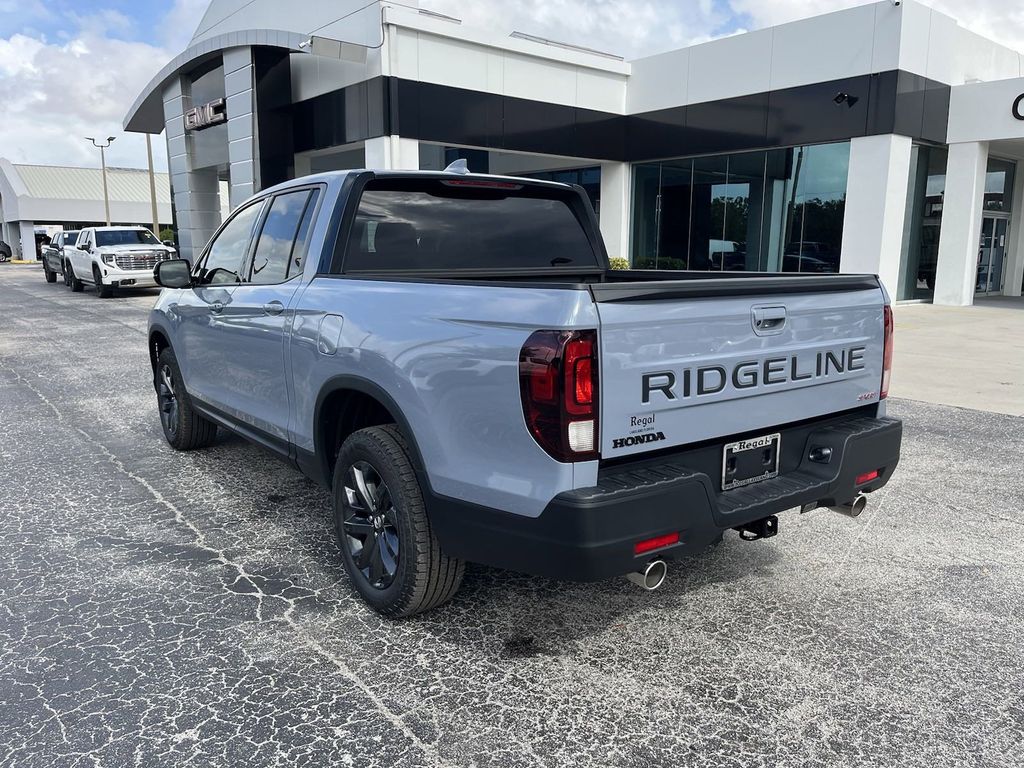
[593,277,886,459]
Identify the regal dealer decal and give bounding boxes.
[612,413,666,449]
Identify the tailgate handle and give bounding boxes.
[752,306,787,334]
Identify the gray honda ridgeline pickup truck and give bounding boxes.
[149,167,901,618]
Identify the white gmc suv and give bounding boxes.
[67,226,176,297]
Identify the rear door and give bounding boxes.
[205,187,321,444]
[593,276,886,461]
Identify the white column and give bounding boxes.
[934,141,989,306]
[365,136,420,170]
[599,162,631,263]
[840,134,914,299]
[1004,161,1024,297]
[18,220,35,261]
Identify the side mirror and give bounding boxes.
[162,240,175,247]
[155,259,193,289]
[77,243,88,250]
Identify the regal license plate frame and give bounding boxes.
[722,433,781,491]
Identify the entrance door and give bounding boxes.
[976,216,1010,295]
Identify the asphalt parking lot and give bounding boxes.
[1,263,1022,768]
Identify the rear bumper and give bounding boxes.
[429,413,902,581]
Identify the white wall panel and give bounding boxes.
[626,49,688,114]
[576,69,626,113]
[870,0,903,73]
[947,78,1024,144]
[955,29,1023,85]
[418,35,492,93]
[770,5,877,89]
[687,29,772,105]
[895,1,931,78]
[503,51,578,105]
[389,26,624,113]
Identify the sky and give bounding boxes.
[0,0,1022,173]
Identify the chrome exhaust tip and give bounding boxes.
[830,493,868,518]
[626,559,668,591]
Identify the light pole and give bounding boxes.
[85,136,116,226]
[145,134,160,238]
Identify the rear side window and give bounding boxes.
[342,178,599,272]
[247,189,318,284]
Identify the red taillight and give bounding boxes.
[519,330,599,462]
[856,470,880,485]
[634,532,680,555]
[881,305,894,399]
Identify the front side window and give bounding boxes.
[342,179,599,272]
[95,229,160,247]
[247,190,315,285]
[196,202,263,285]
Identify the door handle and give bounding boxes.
[263,301,285,316]
[752,305,787,334]
[209,301,224,314]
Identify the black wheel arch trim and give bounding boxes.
[310,374,430,492]
[148,323,174,389]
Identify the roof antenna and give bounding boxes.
[443,158,470,175]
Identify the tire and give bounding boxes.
[333,425,464,618]
[67,262,84,292]
[93,267,113,298]
[44,262,57,283]
[155,347,217,450]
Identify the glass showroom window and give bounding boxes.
[984,157,1015,213]
[630,142,851,273]
[897,145,948,301]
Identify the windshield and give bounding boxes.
[64,231,80,243]
[95,229,160,247]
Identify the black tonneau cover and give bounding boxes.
[589,271,881,302]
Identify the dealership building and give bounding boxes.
[0,161,177,260]
[124,0,1024,304]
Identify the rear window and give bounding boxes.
[96,229,159,247]
[341,178,599,272]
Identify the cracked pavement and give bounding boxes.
[1,264,1022,767]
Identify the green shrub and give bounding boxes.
[159,228,175,243]
[608,257,631,270]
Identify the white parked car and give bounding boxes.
[66,226,176,297]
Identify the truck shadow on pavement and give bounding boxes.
[203,431,783,652]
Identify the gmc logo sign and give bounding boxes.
[1013,93,1024,121]
[185,98,227,131]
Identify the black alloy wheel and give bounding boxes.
[341,460,401,590]
[333,425,464,617]
[93,267,113,298]
[67,262,84,292]
[157,363,180,442]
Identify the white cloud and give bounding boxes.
[0,1,207,172]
